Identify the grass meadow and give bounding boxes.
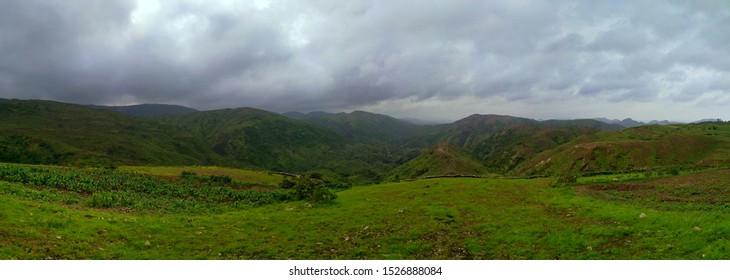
[1,163,729,259]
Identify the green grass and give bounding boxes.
[2,165,730,259]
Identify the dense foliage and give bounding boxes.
[0,164,297,213]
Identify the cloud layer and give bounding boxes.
[1,0,729,121]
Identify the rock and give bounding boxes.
[693,226,701,231]
[639,213,647,218]
[144,240,151,246]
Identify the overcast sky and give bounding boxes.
[1,0,729,122]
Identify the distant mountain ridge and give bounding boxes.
[0,99,218,166]
[594,117,680,127]
[87,104,198,117]
[282,110,440,145]
[5,98,730,182]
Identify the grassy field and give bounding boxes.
[2,163,729,259]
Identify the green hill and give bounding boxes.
[471,124,602,173]
[441,114,539,148]
[0,99,219,166]
[88,104,198,117]
[389,142,490,180]
[513,122,730,176]
[283,110,439,145]
[161,107,348,172]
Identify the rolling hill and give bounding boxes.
[160,107,349,171]
[0,99,219,166]
[283,110,440,146]
[389,142,490,180]
[88,104,199,117]
[512,122,730,176]
[471,124,602,173]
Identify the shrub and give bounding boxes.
[208,175,233,184]
[311,187,337,204]
[283,176,339,203]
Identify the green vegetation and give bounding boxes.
[3,164,730,259]
[471,124,600,173]
[4,99,730,259]
[389,142,491,180]
[0,99,219,167]
[514,122,730,176]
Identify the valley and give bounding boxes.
[1,98,730,259]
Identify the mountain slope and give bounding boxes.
[513,123,730,176]
[441,114,539,148]
[88,104,198,117]
[161,107,351,172]
[471,124,602,173]
[389,142,490,180]
[0,99,219,166]
[283,110,436,145]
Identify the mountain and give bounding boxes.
[7,98,730,181]
[282,110,435,145]
[161,107,348,172]
[594,117,682,128]
[88,104,198,117]
[441,114,539,148]
[512,123,730,176]
[389,142,490,180]
[440,114,620,149]
[693,118,724,123]
[0,99,219,166]
[541,119,623,131]
[470,124,602,173]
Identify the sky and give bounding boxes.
[1,0,729,122]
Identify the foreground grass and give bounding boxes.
[2,173,730,259]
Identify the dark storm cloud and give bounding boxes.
[1,0,729,119]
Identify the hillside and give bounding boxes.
[88,104,198,117]
[160,107,350,172]
[0,99,219,166]
[513,122,730,176]
[471,124,602,173]
[283,110,439,145]
[389,142,490,180]
[441,114,539,148]
[440,114,620,149]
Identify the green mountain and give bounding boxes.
[540,119,624,131]
[7,98,730,182]
[160,107,349,172]
[389,142,490,180]
[513,122,730,176]
[0,99,219,166]
[441,114,539,148]
[283,110,439,145]
[88,104,199,117]
[471,124,602,173]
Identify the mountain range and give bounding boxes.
[2,98,729,183]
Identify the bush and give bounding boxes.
[208,175,233,184]
[278,179,296,189]
[283,176,339,203]
[311,187,337,204]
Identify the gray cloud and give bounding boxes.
[1,0,729,121]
